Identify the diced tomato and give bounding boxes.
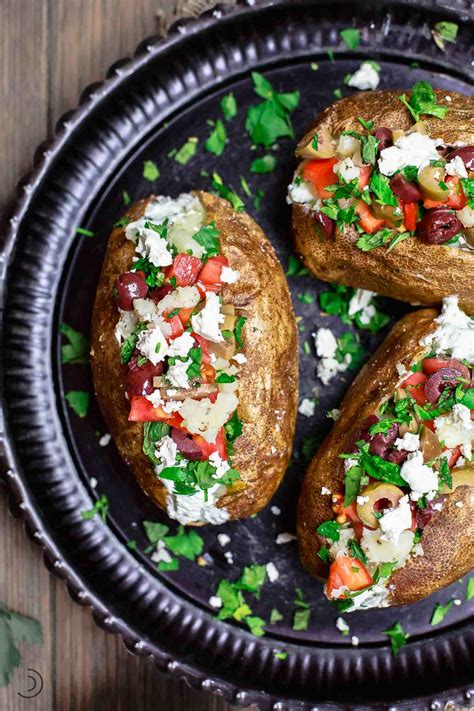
[128,396,184,428]
[342,501,364,540]
[165,254,203,287]
[200,362,216,383]
[326,556,373,598]
[192,427,227,460]
[358,165,372,190]
[165,314,184,339]
[402,201,418,232]
[178,307,194,326]
[402,371,427,406]
[198,255,228,286]
[447,445,462,468]
[196,280,221,297]
[423,198,445,209]
[303,158,338,199]
[422,357,455,375]
[192,332,211,364]
[355,200,386,234]
[446,176,468,210]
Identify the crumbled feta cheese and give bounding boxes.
[356,495,369,505]
[420,296,474,363]
[298,398,316,417]
[348,61,380,91]
[209,595,223,609]
[336,617,350,634]
[232,352,247,365]
[335,157,360,182]
[321,486,332,496]
[135,226,173,267]
[220,266,240,284]
[275,532,297,544]
[435,403,474,460]
[151,539,172,564]
[99,433,112,447]
[155,436,179,473]
[455,501,463,508]
[313,327,350,385]
[266,562,279,582]
[379,495,412,544]
[396,362,408,377]
[271,505,281,516]
[348,289,375,317]
[394,432,420,452]
[191,292,225,343]
[180,392,238,444]
[348,584,390,610]
[378,132,442,177]
[166,358,191,388]
[314,328,338,358]
[351,635,360,646]
[217,533,230,547]
[445,156,468,179]
[329,527,354,559]
[115,309,138,344]
[224,550,234,564]
[136,324,169,365]
[287,179,320,207]
[89,477,98,488]
[208,451,231,479]
[167,331,195,358]
[400,452,438,500]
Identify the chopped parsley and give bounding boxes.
[130,256,165,288]
[292,588,311,631]
[60,323,89,364]
[398,81,449,122]
[319,284,389,334]
[65,390,90,418]
[270,608,283,624]
[211,172,245,211]
[383,621,409,655]
[297,292,314,304]
[285,254,308,276]
[430,599,455,626]
[143,422,170,465]
[340,28,360,50]
[174,137,198,165]
[370,171,398,206]
[120,322,148,364]
[76,227,94,237]
[466,577,474,600]
[214,565,268,636]
[192,221,220,259]
[143,160,160,181]
[432,21,458,51]
[250,154,277,174]
[205,119,227,156]
[221,92,237,120]
[245,72,299,148]
[81,493,109,522]
[316,520,340,542]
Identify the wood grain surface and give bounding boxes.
[0,2,248,710]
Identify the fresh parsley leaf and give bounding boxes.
[370,171,398,206]
[432,21,458,51]
[316,520,340,542]
[336,332,366,371]
[123,190,132,205]
[60,323,89,364]
[224,411,244,455]
[81,493,109,522]
[297,292,314,304]
[439,456,453,490]
[274,650,288,660]
[398,81,449,122]
[383,621,409,655]
[205,120,227,157]
[221,92,237,120]
[386,231,411,253]
[211,172,245,211]
[143,422,170,465]
[292,588,311,631]
[356,227,393,252]
[250,154,277,174]
[286,254,309,276]
[158,558,180,572]
[131,256,165,289]
[240,175,252,197]
[65,390,90,418]
[120,322,148,364]
[192,221,220,258]
[431,599,455,626]
[245,72,299,148]
[143,160,160,181]
[333,88,342,100]
[236,564,267,596]
[216,372,236,383]
[340,28,360,50]
[357,445,406,486]
[344,464,363,507]
[76,227,94,237]
[143,520,169,545]
[460,178,474,209]
[358,117,374,131]
[270,608,283,624]
[245,616,266,637]
[348,538,368,564]
[317,546,330,564]
[174,137,198,165]
[466,577,474,600]
[164,526,204,560]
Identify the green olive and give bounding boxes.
[296,126,335,159]
[463,227,474,249]
[440,464,474,494]
[420,426,442,463]
[356,482,406,529]
[399,416,419,436]
[221,304,236,331]
[418,165,449,202]
[371,201,404,225]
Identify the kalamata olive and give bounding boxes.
[115,272,148,310]
[446,145,474,170]
[149,284,173,303]
[389,174,423,203]
[418,208,463,244]
[313,211,334,239]
[415,497,444,529]
[171,427,203,461]
[375,127,393,152]
[424,367,467,403]
[369,422,399,458]
[125,361,164,396]
[386,449,408,465]
[350,415,379,451]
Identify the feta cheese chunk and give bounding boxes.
[400,451,438,500]
[394,432,420,452]
[445,155,468,179]
[335,157,360,182]
[266,562,279,582]
[115,309,138,344]
[167,331,195,358]
[166,358,191,388]
[348,61,380,91]
[191,292,225,343]
[378,132,442,177]
[313,328,350,385]
[136,324,169,365]
[287,179,319,207]
[435,403,474,459]
[298,398,316,417]
[379,495,412,543]
[420,296,474,363]
[180,392,238,443]
[220,266,240,284]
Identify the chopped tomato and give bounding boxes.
[423,198,445,209]
[192,427,227,460]
[178,307,194,326]
[192,332,211,364]
[200,362,216,383]
[355,200,385,234]
[198,255,228,286]
[402,371,427,406]
[165,254,203,287]
[128,396,184,427]
[402,201,418,232]
[446,176,468,210]
[343,501,364,539]
[358,165,372,190]
[447,445,462,468]
[165,314,184,339]
[196,280,221,297]
[422,357,456,374]
[326,556,373,598]
[303,158,338,199]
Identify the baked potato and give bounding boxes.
[297,296,474,609]
[91,191,298,525]
[289,82,474,312]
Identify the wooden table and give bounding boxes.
[0,2,246,709]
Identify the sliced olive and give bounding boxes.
[399,416,419,436]
[209,335,236,360]
[296,126,335,159]
[420,426,442,463]
[371,201,404,225]
[356,482,406,528]
[418,165,448,202]
[463,226,474,248]
[439,464,474,494]
[407,121,428,136]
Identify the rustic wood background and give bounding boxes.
[0,2,251,710]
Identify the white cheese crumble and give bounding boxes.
[394,432,420,452]
[275,532,297,544]
[348,61,380,90]
[115,309,138,344]
[379,495,412,544]
[180,392,238,444]
[351,635,360,646]
[378,132,442,177]
[420,296,474,363]
[209,595,223,609]
[266,562,279,582]
[217,533,230,547]
[136,324,169,365]
[348,289,374,317]
[435,403,474,460]
[400,452,439,500]
[347,584,390,611]
[133,298,158,321]
[313,328,350,385]
[445,156,468,179]
[286,179,320,208]
[232,352,247,365]
[335,157,360,182]
[220,266,240,284]
[336,617,350,635]
[99,433,112,447]
[298,398,316,417]
[191,291,225,343]
[151,539,173,564]
[321,486,332,496]
[271,505,281,516]
[167,331,195,358]
[166,358,191,389]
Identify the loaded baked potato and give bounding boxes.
[297,296,474,609]
[289,82,474,312]
[91,191,298,525]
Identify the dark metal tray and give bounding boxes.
[1,1,473,708]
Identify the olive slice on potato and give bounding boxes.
[356,482,406,528]
[371,201,404,225]
[463,226,474,249]
[418,165,448,202]
[439,464,474,494]
[296,126,335,159]
[420,426,442,463]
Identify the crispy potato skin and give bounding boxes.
[91,192,298,521]
[296,308,474,606]
[292,90,474,313]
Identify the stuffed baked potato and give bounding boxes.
[289,82,474,312]
[91,191,298,525]
[297,296,474,609]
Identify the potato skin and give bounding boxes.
[91,192,298,521]
[292,90,474,313]
[296,308,474,606]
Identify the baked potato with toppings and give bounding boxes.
[297,298,474,608]
[91,191,298,525]
[290,86,474,313]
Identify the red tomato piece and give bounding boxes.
[402,371,427,406]
[358,165,372,190]
[355,200,386,234]
[200,362,216,383]
[198,255,229,286]
[196,280,221,298]
[303,158,338,199]
[165,254,203,287]
[447,445,462,468]
[402,201,418,232]
[164,314,184,339]
[128,396,183,427]
[178,307,194,326]
[446,176,468,210]
[343,502,364,540]
[326,556,373,598]
[422,357,456,374]
[192,427,227,460]
[192,332,211,364]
